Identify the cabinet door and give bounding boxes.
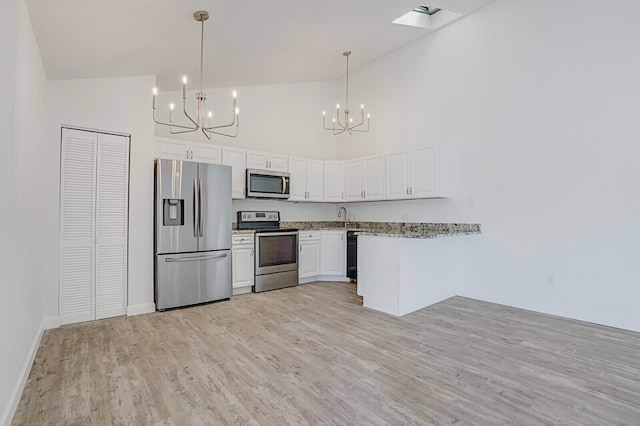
[246,150,270,169]
[321,231,346,276]
[288,157,308,201]
[386,150,410,199]
[269,153,289,172]
[222,146,246,199]
[323,161,345,202]
[232,245,254,288]
[191,142,222,164]
[345,160,363,201]
[364,155,385,200]
[411,146,437,198]
[95,133,129,320]
[156,138,189,161]
[306,160,324,201]
[299,233,321,278]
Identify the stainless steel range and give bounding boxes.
[237,211,299,292]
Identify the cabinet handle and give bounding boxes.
[406,187,409,195]
[186,149,190,159]
[363,191,366,199]
[410,187,413,195]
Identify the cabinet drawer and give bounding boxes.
[299,231,320,241]
[232,234,254,245]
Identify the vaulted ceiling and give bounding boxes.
[26,0,495,90]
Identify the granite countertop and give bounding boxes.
[232,229,255,234]
[281,221,481,239]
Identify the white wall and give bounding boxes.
[42,75,157,322]
[336,0,640,331]
[0,0,47,424]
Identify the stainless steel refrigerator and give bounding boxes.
[154,159,232,310]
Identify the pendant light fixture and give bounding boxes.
[152,11,239,140]
[322,51,370,135]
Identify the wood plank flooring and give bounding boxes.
[13,282,640,425]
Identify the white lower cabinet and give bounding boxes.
[298,232,321,278]
[320,231,346,275]
[59,128,130,325]
[298,230,347,282]
[232,233,254,294]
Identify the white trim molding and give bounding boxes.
[1,322,44,426]
[127,303,156,316]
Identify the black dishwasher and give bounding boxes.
[346,231,357,281]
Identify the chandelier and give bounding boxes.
[322,51,370,135]
[152,11,239,140]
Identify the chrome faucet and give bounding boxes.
[338,206,348,227]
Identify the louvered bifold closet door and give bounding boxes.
[59,129,98,325]
[95,133,129,319]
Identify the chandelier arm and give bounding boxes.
[169,127,199,135]
[204,113,237,130]
[350,119,370,133]
[204,126,239,138]
[182,98,200,128]
[200,128,211,140]
[153,110,197,131]
[333,127,346,136]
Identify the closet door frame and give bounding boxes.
[59,127,130,325]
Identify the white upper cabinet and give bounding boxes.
[288,157,323,202]
[386,145,450,199]
[323,161,345,202]
[155,137,221,164]
[246,150,288,172]
[222,146,246,199]
[345,155,385,201]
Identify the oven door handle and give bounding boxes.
[256,231,298,238]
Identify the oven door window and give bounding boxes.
[258,234,297,266]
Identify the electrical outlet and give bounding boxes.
[546,276,555,287]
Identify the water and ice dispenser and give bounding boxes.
[163,199,184,226]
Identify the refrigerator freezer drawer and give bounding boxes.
[155,250,232,310]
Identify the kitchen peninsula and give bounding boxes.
[285,221,481,316]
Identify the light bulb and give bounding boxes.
[235,108,240,115]
[208,111,213,118]
[153,87,157,96]
[322,111,326,116]
[336,103,340,109]
[349,118,353,123]
[232,90,237,98]
[361,104,364,109]
[182,76,187,85]
[169,102,175,111]
[332,118,336,123]
[367,113,371,118]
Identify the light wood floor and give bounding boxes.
[14,282,640,425]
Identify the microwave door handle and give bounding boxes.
[282,176,286,194]
[193,178,198,237]
[199,178,204,237]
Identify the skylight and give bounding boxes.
[393,4,462,30]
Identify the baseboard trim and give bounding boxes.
[456,290,640,334]
[1,321,44,426]
[299,275,351,284]
[43,316,60,330]
[127,303,156,316]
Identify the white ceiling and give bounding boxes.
[26,0,495,91]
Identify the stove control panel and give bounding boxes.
[238,211,280,223]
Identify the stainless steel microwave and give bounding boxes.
[246,169,290,199]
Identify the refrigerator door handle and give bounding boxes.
[199,178,204,237]
[164,253,228,262]
[193,178,199,238]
